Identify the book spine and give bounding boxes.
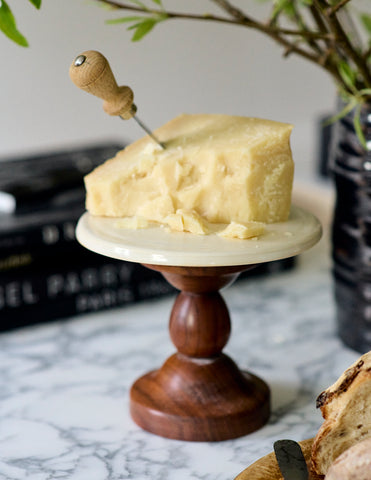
[0,211,82,253]
[0,258,175,331]
[0,257,296,333]
[0,239,103,274]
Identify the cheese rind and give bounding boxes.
[84,114,294,235]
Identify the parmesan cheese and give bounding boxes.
[84,114,294,237]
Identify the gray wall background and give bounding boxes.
[0,1,337,179]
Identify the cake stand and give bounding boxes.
[76,206,321,441]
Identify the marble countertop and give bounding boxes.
[0,230,361,480]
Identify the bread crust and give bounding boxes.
[311,352,371,476]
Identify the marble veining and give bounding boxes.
[0,240,360,480]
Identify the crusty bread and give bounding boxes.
[311,351,371,476]
[325,437,371,480]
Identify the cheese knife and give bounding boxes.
[274,439,309,480]
[69,50,165,149]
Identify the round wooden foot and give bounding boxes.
[130,353,270,441]
[130,264,271,441]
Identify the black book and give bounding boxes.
[0,253,175,332]
[0,143,123,255]
[0,250,294,332]
[0,142,178,332]
[0,143,122,213]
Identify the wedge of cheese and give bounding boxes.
[84,114,294,236]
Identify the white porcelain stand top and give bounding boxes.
[76,205,322,266]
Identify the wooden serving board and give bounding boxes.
[235,438,323,480]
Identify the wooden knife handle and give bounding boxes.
[69,50,136,119]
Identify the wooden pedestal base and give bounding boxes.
[130,264,270,442]
[76,208,321,441]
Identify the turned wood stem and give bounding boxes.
[153,265,246,358]
[169,291,230,358]
[130,264,270,441]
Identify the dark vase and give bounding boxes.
[329,101,371,352]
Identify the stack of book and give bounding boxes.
[0,143,294,332]
[0,143,176,332]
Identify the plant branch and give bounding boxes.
[290,1,323,56]
[207,0,325,66]
[315,0,371,88]
[328,0,352,16]
[210,0,247,23]
[309,3,329,37]
[200,0,348,89]
[96,0,371,98]
[98,0,330,39]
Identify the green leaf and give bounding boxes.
[338,61,357,93]
[359,88,371,98]
[360,13,371,35]
[272,0,295,18]
[324,97,358,125]
[0,0,28,46]
[110,12,168,41]
[151,0,163,5]
[28,0,42,9]
[129,0,147,9]
[354,103,367,149]
[106,16,145,25]
[91,0,117,11]
[128,17,158,41]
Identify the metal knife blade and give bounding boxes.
[274,439,309,480]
